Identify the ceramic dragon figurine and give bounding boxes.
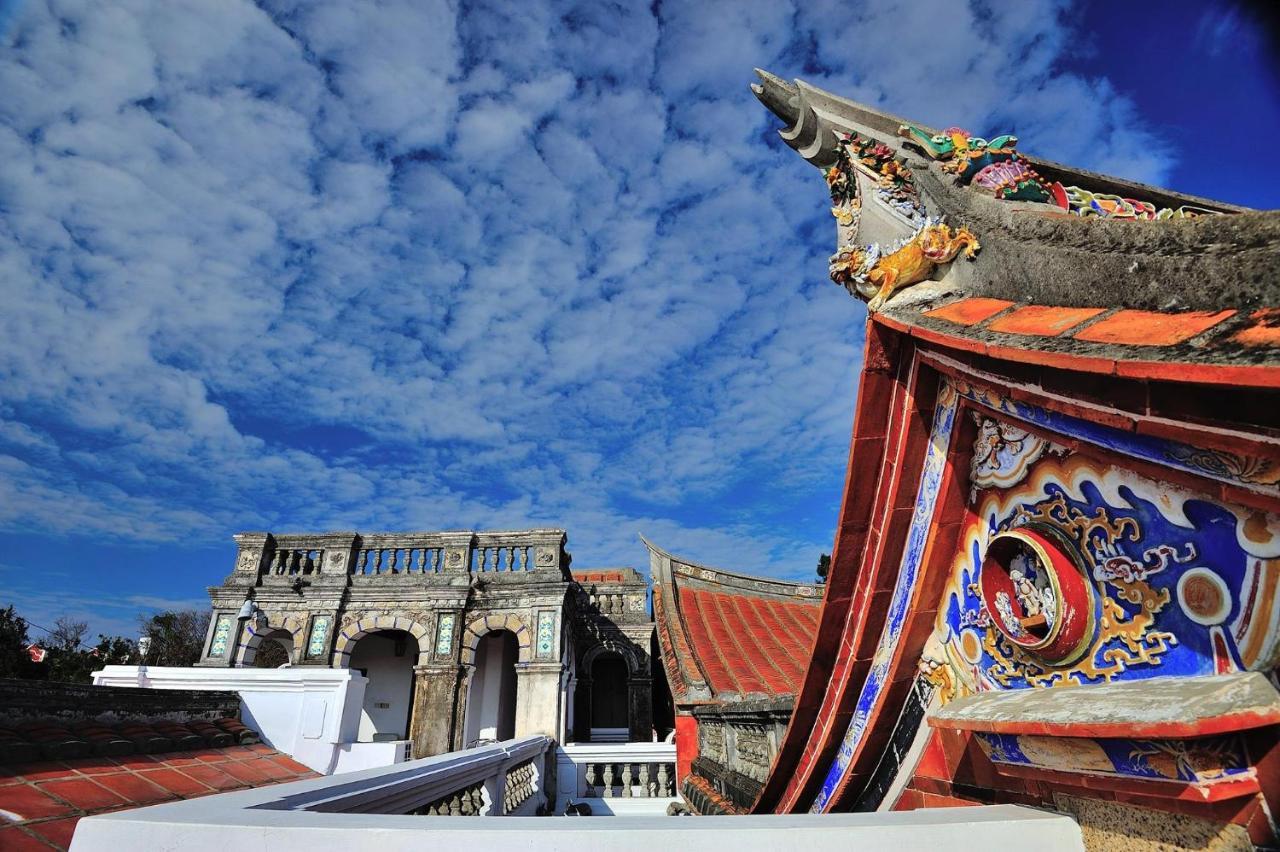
[830,217,980,312]
[898,123,1217,220]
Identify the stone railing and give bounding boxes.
[554,742,678,815]
[229,529,570,584]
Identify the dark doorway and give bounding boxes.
[590,653,629,741]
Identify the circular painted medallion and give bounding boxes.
[1177,568,1231,626]
[979,524,1096,666]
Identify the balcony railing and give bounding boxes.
[554,742,679,815]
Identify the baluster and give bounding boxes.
[602,763,614,798]
[272,550,284,574]
[448,793,461,815]
[508,546,516,570]
[415,548,425,573]
[356,550,367,574]
[584,763,596,797]
[621,762,633,797]
[639,763,651,798]
[432,548,442,572]
[373,549,383,574]
[479,548,489,571]
[388,548,399,574]
[657,762,670,796]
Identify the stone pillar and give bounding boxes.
[409,664,463,758]
[628,677,653,742]
[514,661,564,739]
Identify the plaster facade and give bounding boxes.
[200,529,655,758]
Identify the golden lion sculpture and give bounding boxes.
[830,219,980,312]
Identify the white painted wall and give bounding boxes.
[348,632,415,742]
[90,666,408,775]
[465,632,517,745]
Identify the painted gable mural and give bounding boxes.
[924,406,1280,704]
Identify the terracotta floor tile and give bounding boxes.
[90,772,174,806]
[10,764,74,784]
[0,825,59,851]
[59,758,121,777]
[0,784,77,820]
[37,778,124,812]
[179,763,246,791]
[219,758,274,784]
[25,816,81,850]
[272,756,314,776]
[136,767,215,798]
[107,754,161,771]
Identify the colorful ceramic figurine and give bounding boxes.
[898,122,1216,220]
[830,217,980,311]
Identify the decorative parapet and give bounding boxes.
[689,697,795,813]
[222,529,572,586]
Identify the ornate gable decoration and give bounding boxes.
[898,124,1220,221]
[825,132,980,312]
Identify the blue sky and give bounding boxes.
[1,0,1276,642]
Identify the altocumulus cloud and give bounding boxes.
[0,0,1174,585]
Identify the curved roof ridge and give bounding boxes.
[639,535,824,598]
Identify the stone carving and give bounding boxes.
[829,217,980,312]
[534,547,556,567]
[236,550,259,572]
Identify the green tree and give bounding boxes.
[138,609,211,666]
[0,605,36,678]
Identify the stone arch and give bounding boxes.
[236,615,303,667]
[459,613,532,666]
[331,614,432,667]
[581,640,643,678]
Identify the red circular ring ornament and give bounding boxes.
[979,524,1095,666]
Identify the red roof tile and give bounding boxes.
[986,305,1105,337]
[1230,309,1280,348]
[645,538,822,704]
[923,298,1014,326]
[1071,309,1236,346]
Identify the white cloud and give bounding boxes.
[0,0,1181,629]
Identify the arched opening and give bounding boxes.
[464,630,519,747]
[252,629,293,668]
[349,630,416,742]
[590,652,630,743]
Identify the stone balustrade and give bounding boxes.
[554,742,679,815]
[230,529,570,583]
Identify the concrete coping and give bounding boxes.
[930,672,1280,738]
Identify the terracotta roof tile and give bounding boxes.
[1230,309,1280,348]
[675,584,819,699]
[1070,309,1236,346]
[923,298,1014,326]
[986,305,1106,337]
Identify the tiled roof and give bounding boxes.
[0,720,316,851]
[644,538,822,704]
[875,294,1280,388]
[572,568,640,584]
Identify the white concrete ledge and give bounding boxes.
[71,803,1082,851]
[92,665,372,774]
